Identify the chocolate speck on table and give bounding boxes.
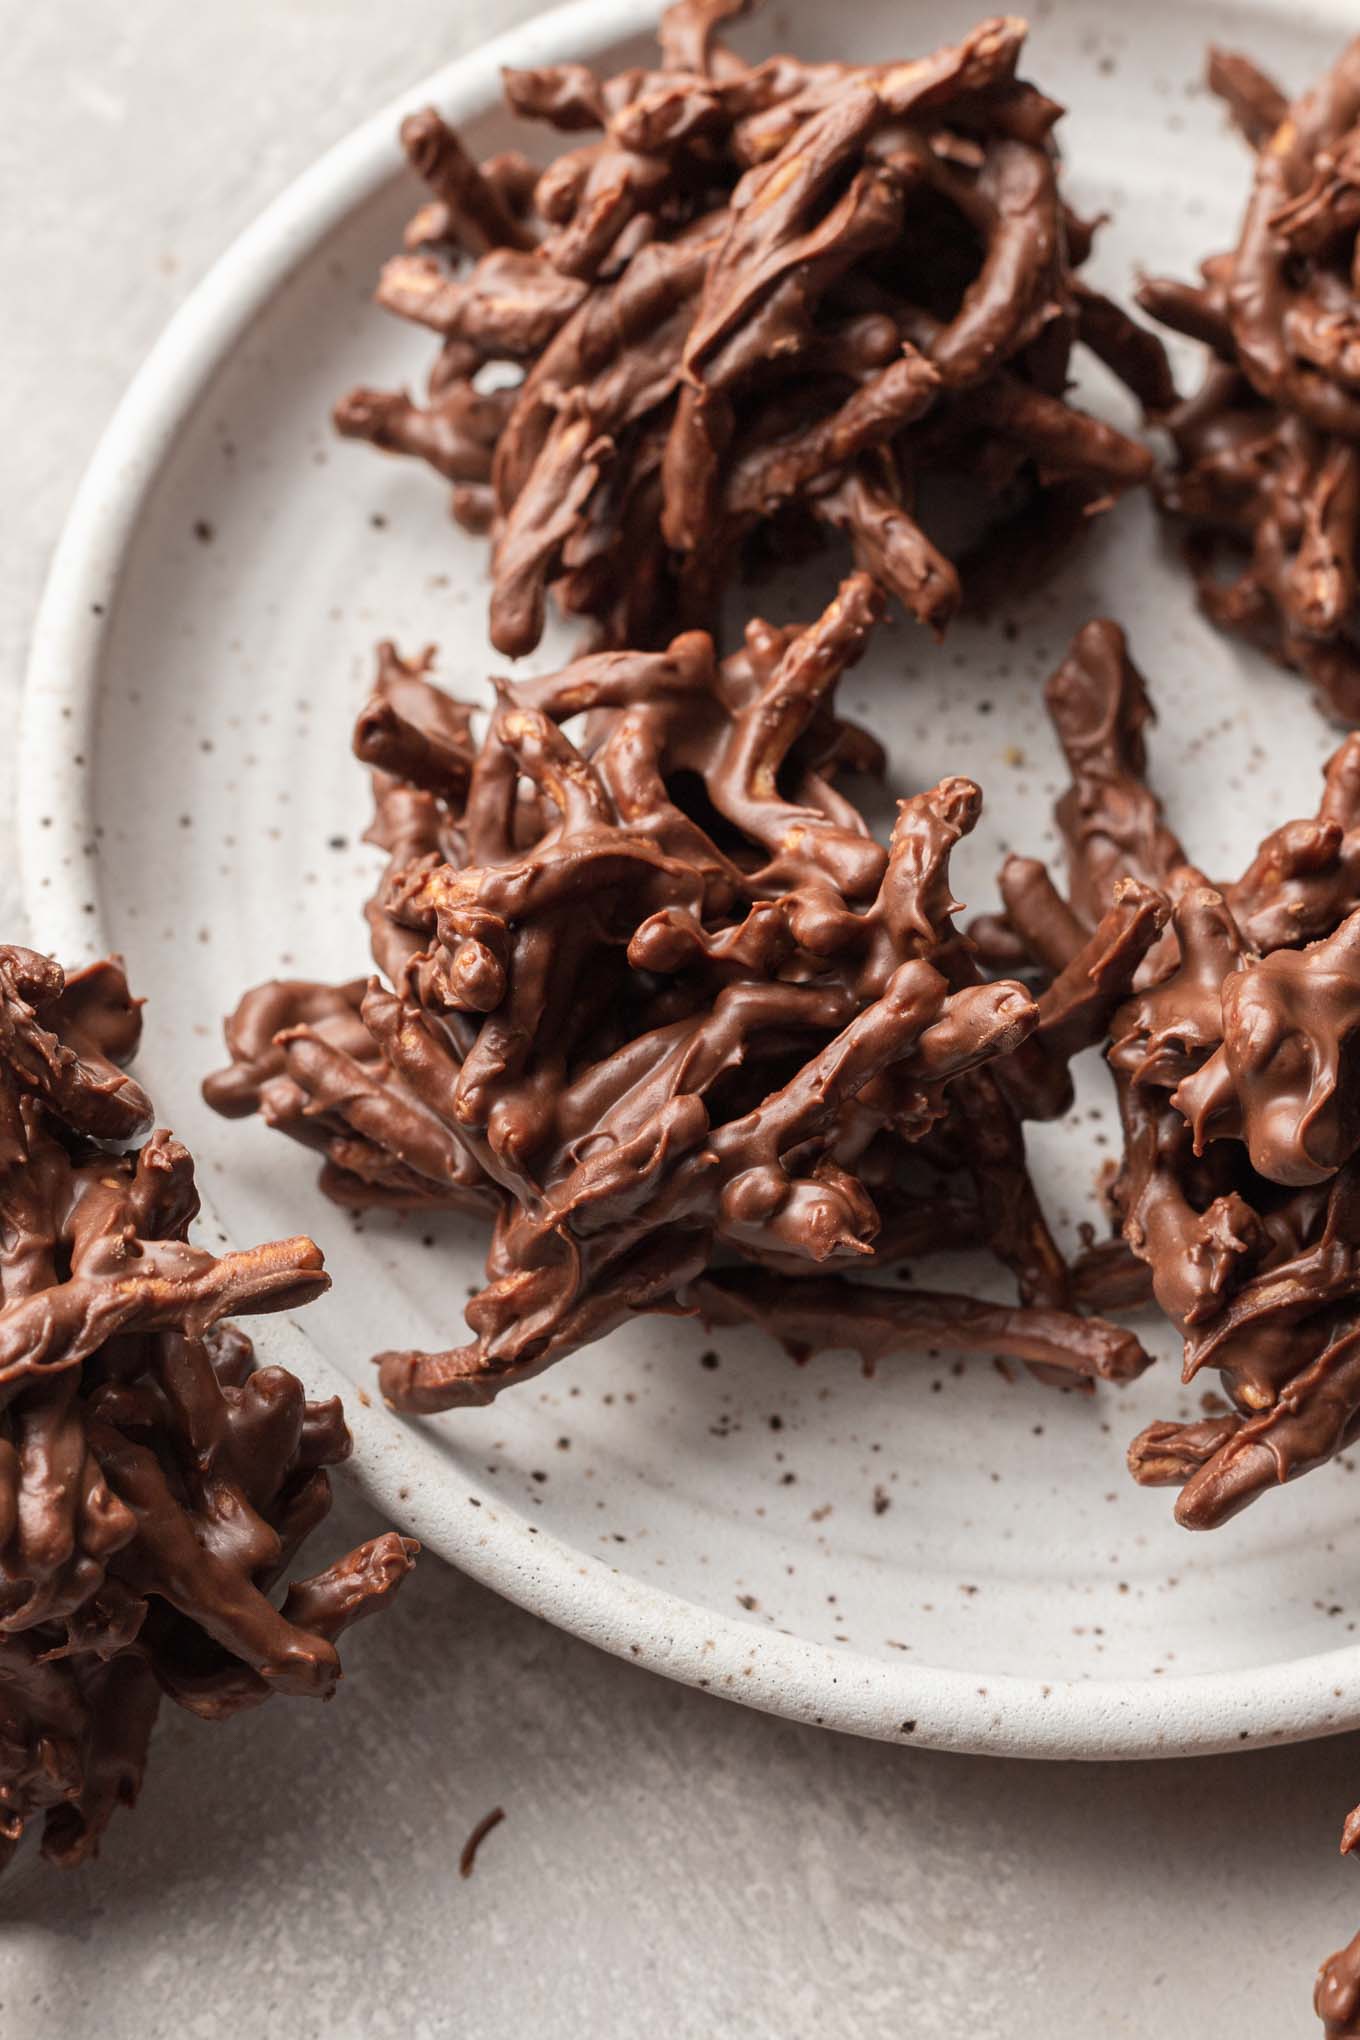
[458,1807,505,1879]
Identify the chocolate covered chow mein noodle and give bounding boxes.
[980,617,1360,1533]
[0,947,414,1870]
[207,575,1153,1412]
[335,2,1166,656]
[964,612,1360,2030]
[1141,38,1360,722]
[1320,1916,1360,2035]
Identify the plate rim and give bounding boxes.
[21,0,1360,1760]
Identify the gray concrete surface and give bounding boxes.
[2,4,1359,2032]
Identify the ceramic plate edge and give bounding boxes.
[19,0,1360,1759]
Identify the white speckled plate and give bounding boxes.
[22,0,1360,1757]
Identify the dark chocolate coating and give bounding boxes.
[988,618,1360,1535]
[0,947,415,1871]
[1141,37,1360,722]
[1319,1927,1360,2038]
[208,578,1152,1413]
[1315,1714,1360,2028]
[976,634,1360,2024]
[334,4,1161,656]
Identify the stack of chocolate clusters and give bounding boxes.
[232,0,1360,1531]
[0,948,415,1868]
[28,0,1360,2020]
[200,10,1360,2018]
[1127,35,1360,2026]
[212,7,1176,1416]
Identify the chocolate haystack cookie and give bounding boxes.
[207,576,1151,1412]
[984,617,1360,1530]
[1319,1914,1360,2035]
[336,2,1164,656]
[1140,38,1360,721]
[1316,1805,1360,2035]
[0,946,415,1870]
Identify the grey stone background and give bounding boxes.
[2,4,1358,2032]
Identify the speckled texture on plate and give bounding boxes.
[19,0,1360,1763]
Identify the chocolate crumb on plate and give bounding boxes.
[459,1804,505,1878]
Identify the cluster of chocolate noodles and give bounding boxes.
[0,947,414,1871]
[335,3,1168,659]
[976,617,1360,1532]
[206,575,1154,1414]
[1141,39,1360,723]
